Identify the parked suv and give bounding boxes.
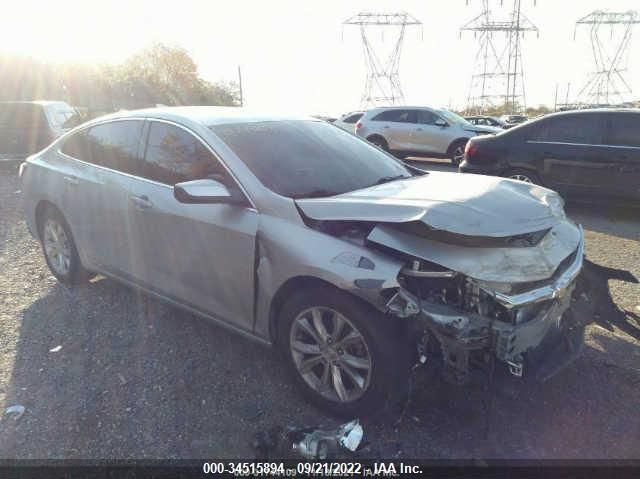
[21,107,590,416]
[460,109,640,202]
[355,106,500,165]
[0,101,81,159]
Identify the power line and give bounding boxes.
[460,0,538,114]
[572,10,640,107]
[343,11,422,108]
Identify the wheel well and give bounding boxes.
[446,138,469,156]
[366,134,387,145]
[268,276,347,344]
[35,200,61,240]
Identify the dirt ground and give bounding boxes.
[0,161,638,459]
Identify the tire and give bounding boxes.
[449,140,467,166]
[277,285,408,417]
[504,168,542,185]
[38,207,91,285]
[367,135,389,151]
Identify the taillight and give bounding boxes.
[464,141,478,160]
[18,162,27,178]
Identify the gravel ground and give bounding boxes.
[0,161,638,459]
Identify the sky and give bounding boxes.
[1,0,639,116]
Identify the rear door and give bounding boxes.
[59,120,145,276]
[128,120,258,330]
[0,103,51,158]
[602,112,640,200]
[525,113,610,197]
[370,109,415,151]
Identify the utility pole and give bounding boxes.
[237,65,244,107]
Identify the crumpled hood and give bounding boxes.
[295,171,565,237]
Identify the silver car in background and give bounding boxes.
[356,106,501,165]
[21,107,590,416]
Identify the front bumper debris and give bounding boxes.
[387,229,592,385]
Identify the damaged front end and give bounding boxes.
[295,173,593,386]
[386,225,590,385]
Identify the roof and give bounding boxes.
[0,100,70,107]
[102,106,315,126]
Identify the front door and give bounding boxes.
[410,109,454,155]
[128,121,258,330]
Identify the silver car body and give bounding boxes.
[356,106,501,157]
[21,107,587,382]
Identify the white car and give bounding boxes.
[355,106,501,164]
[333,111,364,134]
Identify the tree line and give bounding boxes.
[0,43,240,118]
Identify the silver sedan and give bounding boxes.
[21,107,590,416]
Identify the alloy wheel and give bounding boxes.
[509,174,533,183]
[43,218,72,276]
[453,145,465,164]
[289,307,372,403]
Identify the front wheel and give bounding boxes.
[278,285,407,417]
[449,140,467,166]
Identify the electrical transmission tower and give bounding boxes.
[343,12,422,108]
[574,10,640,107]
[460,0,538,114]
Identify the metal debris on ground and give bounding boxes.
[251,420,363,460]
[49,345,62,353]
[291,419,363,459]
[4,405,25,421]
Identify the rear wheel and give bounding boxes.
[39,207,91,285]
[278,285,407,417]
[449,140,467,166]
[367,136,389,151]
[505,168,541,185]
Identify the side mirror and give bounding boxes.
[434,119,448,128]
[174,179,244,205]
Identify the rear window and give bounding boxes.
[0,103,48,129]
[342,113,363,124]
[49,106,79,128]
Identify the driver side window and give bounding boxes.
[416,110,438,125]
[140,122,230,186]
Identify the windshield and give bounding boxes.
[437,109,473,127]
[210,120,412,198]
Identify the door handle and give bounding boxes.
[415,128,423,131]
[129,195,153,209]
[619,165,636,173]
[63,176,79,186]
[383,125,390,129]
